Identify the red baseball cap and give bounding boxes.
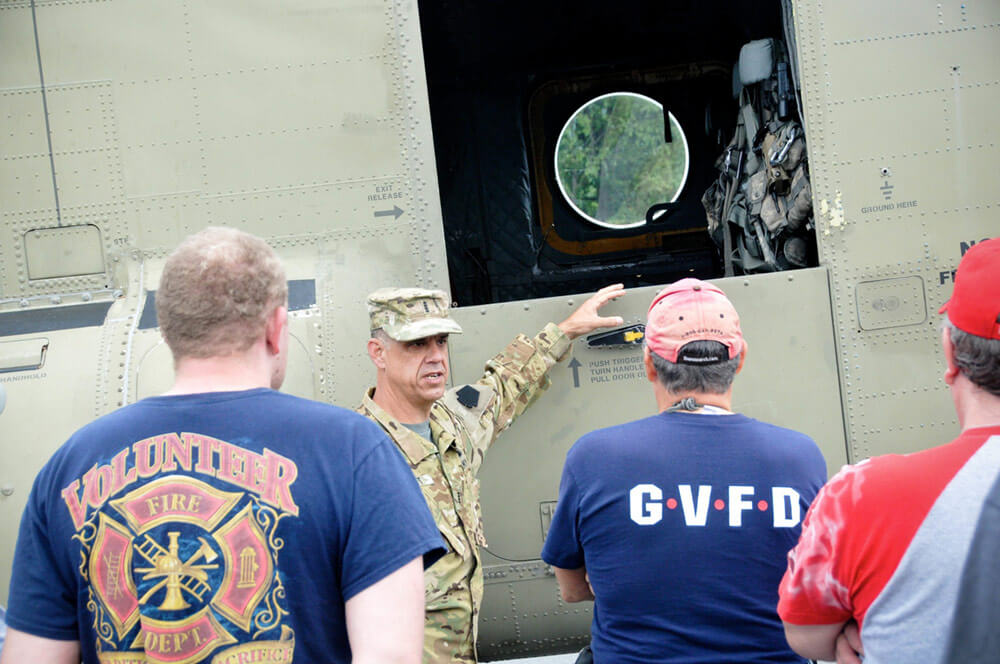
[646,278,744,364]
[939,238,1000,340]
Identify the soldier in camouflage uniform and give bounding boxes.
[358,284,625,663]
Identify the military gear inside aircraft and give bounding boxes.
[702,37,815,275]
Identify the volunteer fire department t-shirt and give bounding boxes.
[7,389,444,664]
[542,411,826,664]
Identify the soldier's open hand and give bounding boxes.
[557,284,626,340]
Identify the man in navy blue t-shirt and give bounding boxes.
[542,278,826,664]
[1,228,444,664]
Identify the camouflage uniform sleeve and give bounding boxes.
[440,322,571,476]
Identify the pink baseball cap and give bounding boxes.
[939,238,1000,340]
[646,278,745,364]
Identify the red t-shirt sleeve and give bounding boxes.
[777,463,860,625]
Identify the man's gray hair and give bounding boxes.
[946,320,1000,397]
[649,340,741,395]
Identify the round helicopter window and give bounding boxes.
[555,92,690,229]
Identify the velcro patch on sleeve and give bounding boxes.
[455,385,480,409]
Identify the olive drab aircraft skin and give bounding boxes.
[0,0,997,658]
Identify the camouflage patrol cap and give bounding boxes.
[367,287,464,341]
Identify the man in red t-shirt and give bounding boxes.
[777,237,1000,664]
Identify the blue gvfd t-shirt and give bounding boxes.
[542,412,827,664]
[7,389,443,664]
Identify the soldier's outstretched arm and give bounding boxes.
[446,283,626,473]
[556,283,626,339]
[345,556,425,664]
[0,627,79,664]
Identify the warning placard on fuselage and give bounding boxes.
[584,355,645,384]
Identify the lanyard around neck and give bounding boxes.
[664,397,732,415]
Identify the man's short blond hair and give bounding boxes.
[157,227,287,360]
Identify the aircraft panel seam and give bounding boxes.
[28,0,61,226]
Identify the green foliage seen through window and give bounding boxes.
[555,92,689,228]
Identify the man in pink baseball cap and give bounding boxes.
[542,278,826,664]
[644,278,745,369]
[779,237,1000,664]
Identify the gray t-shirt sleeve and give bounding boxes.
[944,469,1000,663]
